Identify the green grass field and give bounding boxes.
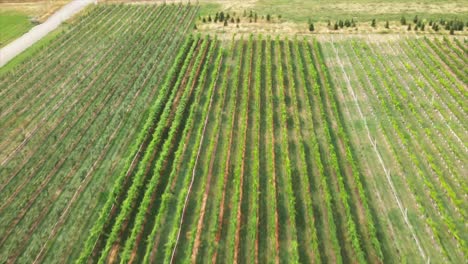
[199,0,468,22]
[0,10,33,47]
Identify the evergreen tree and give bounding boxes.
[385,21,389,29]
[267,14,271,21]
[309,22,315,32]
[413,15,418,24]
[202,17,206,23]
[224,20,228,27]
[401,16,407,25]
[371,19,376,27]
[254,13,258,22]
[407,24,412,30]
[345,19,351,27]
[208,15,212,22]
[339,20,344,28]
[334,22,339,30]
[236,17,240,24]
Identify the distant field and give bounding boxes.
[199,0,468,22]
[0,11,32,47]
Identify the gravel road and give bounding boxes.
[0,0,95,67]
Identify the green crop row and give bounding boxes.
[284,38,322,263]
[275,36,300,263]
[301,39,343,264]
[96,35,210,264]
[159,36,218,263]
[312,39,367,264]
[350,39,458,260]
[264,36,280,262]
[76,33,199,263]
[166,37,223,263]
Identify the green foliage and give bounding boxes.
[401,16,407,25]
[309,22,315,32]
[275,36,300,263]
[0,10,33,47]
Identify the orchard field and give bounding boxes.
[0,2,467,264]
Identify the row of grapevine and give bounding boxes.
[282,39,320,262]
[189,39,233,263]
[42,6,201,262]
[0,5,148,170]
[283,38,321,263]
[320,39,385,262]
[207,38,244,263]
[93,35,210,264]
[76,33,197,263]
[425,37,467,83]
[301,38,343,263]
[166,38,225,263]
[370,40,465,213]
[263,36,281,263]
[0,5,163,246]
[273,37,300,263]
[237,35,259,263]
[0,4,199,263]
[348,37,465,262]
[311,40,368,264]
[360,41,465,255]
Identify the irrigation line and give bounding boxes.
[170,55,223,264]
[329,35,428,262]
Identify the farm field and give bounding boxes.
[0,4,198,263]
[75,33,467,263]
[198,0,468,22]
[0,2,467,264]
